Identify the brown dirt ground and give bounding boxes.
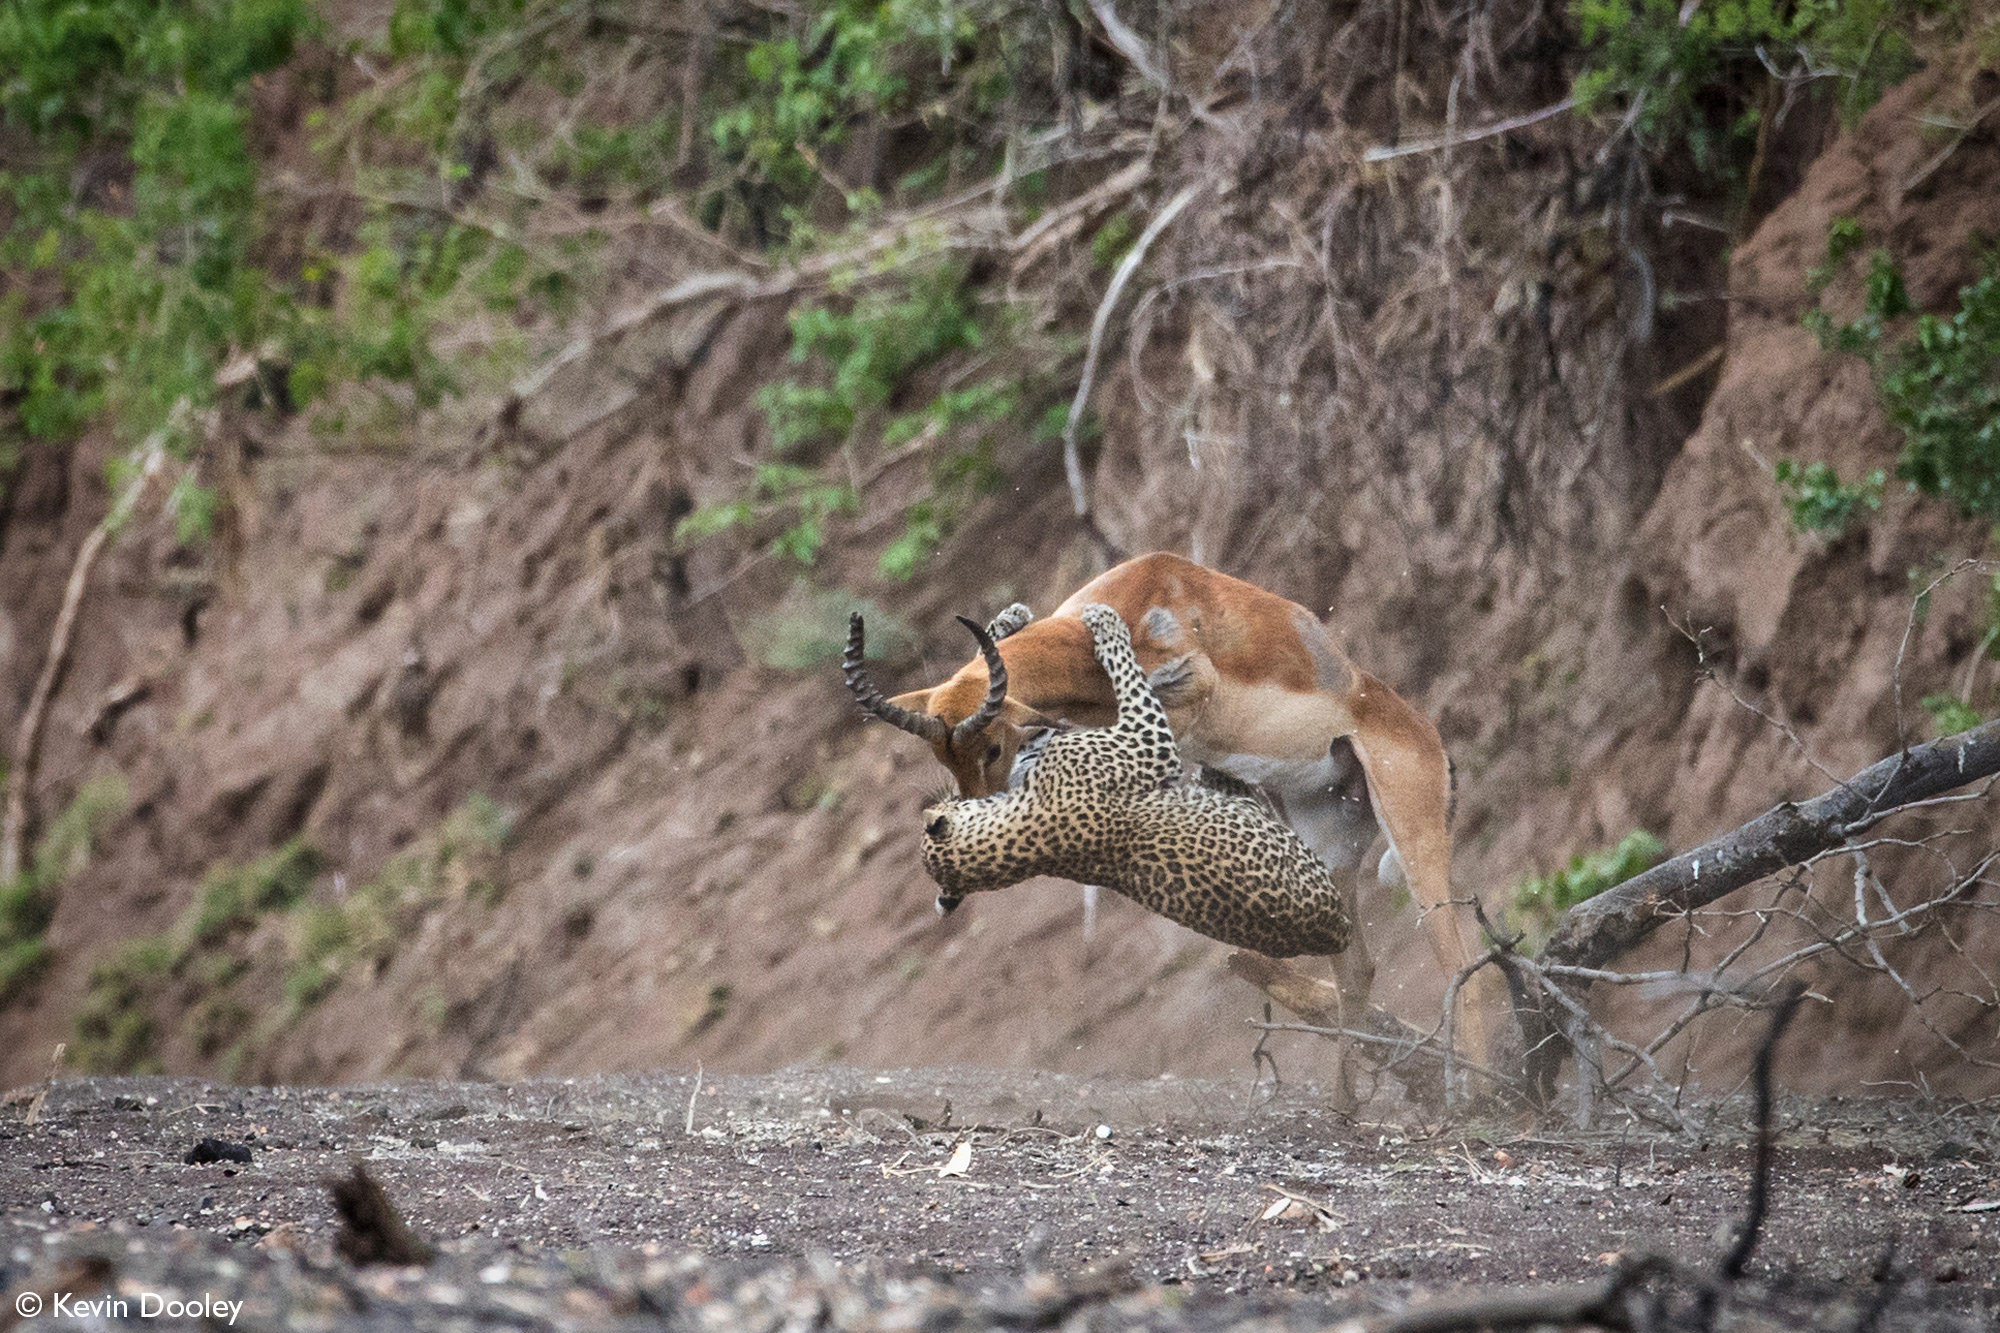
[3,1070,1999,1330]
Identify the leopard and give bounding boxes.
[919,603,1354,958]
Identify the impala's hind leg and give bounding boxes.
[1281,777,1376,988]
[1226,950,1365,1115]
[1268,753,1380,1113]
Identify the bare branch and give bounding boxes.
[1248,1021,1521,1098]
[1061,182,1201,545]
[1720,983,1805,1279]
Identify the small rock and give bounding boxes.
[184,1139,254,1165]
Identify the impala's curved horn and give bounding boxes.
[950,615,1009,750]
[845,612,946,742]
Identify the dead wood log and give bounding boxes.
[1541,719,2000,975]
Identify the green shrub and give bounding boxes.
[279,795,510,1011]
[0,0,311,487]
[740,585,917,670]
[1773,459,1884,535]
[26,777,128,887]
[447,792,512,855]
[0,938,52,1005]
[1878,259,2000,518]
[710,0,1030,229]
[188,837,321,944]
[1804,228,2000,521]
[295,901,354,963]
[678,249,1023,577]
[1922,692,1983,736]
[72,935,177,1072]
[282,957,340,1010]
[1514,830,1667,941]
[1571,0,1927,172]
[673,0,1076,579]
[0,0,586,492]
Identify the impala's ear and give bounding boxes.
[1001,700,1059,730]
[887,687,938,718]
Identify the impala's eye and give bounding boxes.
[925,814,949,839]
[985,744,1002,766]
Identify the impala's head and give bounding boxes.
[843,613,1054,796]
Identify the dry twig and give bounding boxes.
[1061,183,1202,554]
[1719,982,1805,1280]
[1363,96,1577,161]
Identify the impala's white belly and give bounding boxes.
[1190,743,1387,879]
[1189,746,1350,797]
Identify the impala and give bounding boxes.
[843,552,1492,1057]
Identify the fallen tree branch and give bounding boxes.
[493,182,1031,437]
[1250,1020,1522,1098]
[1542,719,2000,974]
[496,269,766,423]
[1,434,171,885]
[1902,94,2000,196]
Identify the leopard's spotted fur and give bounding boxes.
[920,604,1353,958]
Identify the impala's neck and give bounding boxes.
[922,617,1120,728]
